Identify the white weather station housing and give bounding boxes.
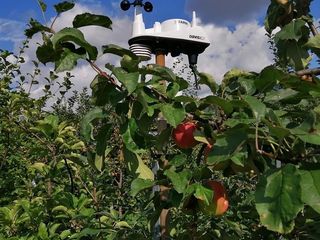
[120,0,210,84]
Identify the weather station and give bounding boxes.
[120,1,211,238]
[120,0,210,86]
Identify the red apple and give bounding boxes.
[172,121,198,149]
[198,180,229,216]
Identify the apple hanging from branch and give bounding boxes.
[198,180,229,216]
[172,121,198,149]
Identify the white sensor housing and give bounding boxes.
[129,7,210,61]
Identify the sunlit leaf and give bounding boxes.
[160,103,185,127]
[164,169,192,194]
[52,27,98,60]
[244,95,266,120]
[130,178,154,197]
[255,164,304,234]
[300,169,320,214]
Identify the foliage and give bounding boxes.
[1,0,320,239]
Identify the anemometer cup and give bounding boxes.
[120,0,153,12]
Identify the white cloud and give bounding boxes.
[17,2,273,102]
[167,21,274,92]
[0,18,25,42]
[198,21,273,80]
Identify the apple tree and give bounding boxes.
[1,0,320,239]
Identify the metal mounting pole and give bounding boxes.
[155,50,170,240]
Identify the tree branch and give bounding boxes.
[296,67,320,76]
[307,22,318,37]
[87,59,123,92]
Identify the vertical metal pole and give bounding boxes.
[155,50,170,240]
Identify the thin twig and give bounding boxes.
[49,15,58,34]
[35,0,48,26]
[307,22,318,37]
[255,122,275,158]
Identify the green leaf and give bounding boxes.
[256,66,285,92]
[25,18,51,38]
[166,82,180,99]
[285,41,311,70]
[34,115,59,139]
[115,221,131,229]
[243,95,266,120]
[198,72,218,94]
[169,154,187,167]
[120,55,140,72]
[112,67,139,94]
[264,88,299,103]
[124,148,154,180]
[73,13,112,29]
[230,151,247,167]
[49,223,61,236]
[238,77,256,95]
[290,112,320,145]
[164,169,192,194]
[92,153,106,172]
[155,127,172,151]
[70,228,103,239]
[255,164,304,234]
[305,34,320,57]
[54,1,75,14]
[96,124,112,157]
[60,230,71,239]
[160,103,186,127]
[130,178,154,197]
[300,169,320,214]
[193,130,210,145]
[264,1,284,33]
[38,222,49,240]
[142,64,177,82]
[31,162,47,173]
[207,128,248,165]
[201,96,233,115]
[52,205,68,213]
[192,183,213,206]
[81,107,107,141]
[36,41,56,65]
[90,75,125,106]
[102,44,138,59]
[55,48,86,72]
[222,68,253,86]
[274,19,309,42]
[121,119,141,153]
[52,27,98,60]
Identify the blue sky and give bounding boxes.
[1,0,319,51]
[1,0,320,93]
